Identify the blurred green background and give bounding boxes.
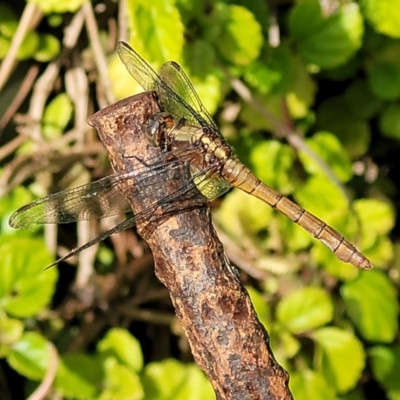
[0,0,399,399]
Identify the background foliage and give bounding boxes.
[0,0,399,399]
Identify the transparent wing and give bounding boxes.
[9,174,133,229]
[159,61,219,131]
[116,41,218,132]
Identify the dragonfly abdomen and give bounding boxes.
[222,158,372,270]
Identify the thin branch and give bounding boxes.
[0,65,39,133]
[0,3,42,91]
[83,1,115,107]
[27,344,58,400]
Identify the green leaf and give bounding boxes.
[215,188,273,245]
[353,198,395,247]
[142,359,214,400]
[0,186,35,233]
[111,2,184,101]
[379,103,400,140]
[17,31,40,60]
[317,96,371,158]
[244,60,282,95]
[277,287,333,334]
[183,39,215,78]
[98,358,143,400]
[266,44,296,95]
[276,328,301,360]
[34,34,60,62]
[0,3,17,39]
[0,36,10,59]
[42,93,73,139]
[289,0,364,69]
[227,0,270,32]
[98,328,143,373]
[0,317,24,345]
[246,286,271,329]
[290,369,336,400]
[312,327,365,393]
[286,56,317,118]
[213,4,263,66]
[55,353,103,398]
[250,140,295,195]
[294,175,348,222]
[240,92,283,131]
[28,0,86,14]
[299,131,353,183]
[0,237,57,317]
[369,345,400,399]
[341,270,398,342]
[127,1,184,64]
[368,62,400,100]
[312,243,359,281]
[8,332,50,380]
[344,79,382,119]
[361,0,400,38]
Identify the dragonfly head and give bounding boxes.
[146,112,176,148]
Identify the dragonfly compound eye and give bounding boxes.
[146,118,162,146]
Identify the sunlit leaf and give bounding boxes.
[0,317,24,345]
[0,237,57,317]
[142,359,214,400]
[0,187,35,233]
[215,188,273,243]
[250,140,295,195]
[213,4,263,66]
[299,131,353,183]
[361,0,400,38]
[341,270,398,342]
[42,93,73,139]
[127,1,184,63]
[98,328,143,373]
[34,34,60,62]
[55,353,103,398]
[294,175,348,221]
[28,0,85,14]
[353,198,395,247]
[98,358,143,400]
[9,332,50,380]
[290,369,336,400]
[17,31,40,60]
[289,0,364,69]
[277,287,333,334]
[312,327,365,393]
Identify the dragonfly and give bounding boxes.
[9,41,372,270]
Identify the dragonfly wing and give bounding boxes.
[46,217,137,268]
[116,42,162,92]
[116,42,218,132]
[9,175,133,229]
[159,61,218,131]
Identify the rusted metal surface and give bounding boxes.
[88,91,293,399]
